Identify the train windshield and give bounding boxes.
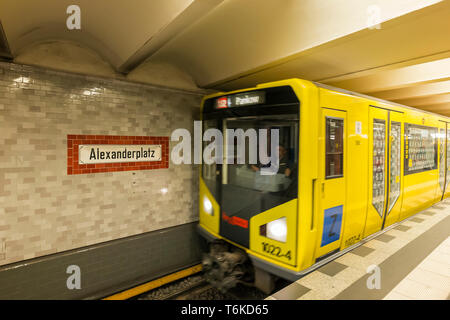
[202,114,299,219]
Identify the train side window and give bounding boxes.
[325,117,344,179]
[404,123,438,175]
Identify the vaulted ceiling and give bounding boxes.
[0,0,449,114]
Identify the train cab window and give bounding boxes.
[221,114,299,216]
[325,118,344,179]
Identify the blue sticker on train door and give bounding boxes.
[321,205,343,247]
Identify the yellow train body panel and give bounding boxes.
[198,78,450,278]
[199,178,220,235]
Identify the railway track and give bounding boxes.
[136,274,219,300]
[136,273,270,300]
[170,281,214,300]
[155,279,213,300]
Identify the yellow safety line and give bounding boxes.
[103,264,203,300]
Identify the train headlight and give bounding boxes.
[260,217,287,243]
[203,196,214,216]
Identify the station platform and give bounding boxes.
[267,200,450,300]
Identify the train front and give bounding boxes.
[198,83,302,293]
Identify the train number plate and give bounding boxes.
[261,242,291,260]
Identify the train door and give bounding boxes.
[364,107,404,237]
[316,108,347,258]
[383,111,403,228]
[446,123,450,197]
[437,122,447,200]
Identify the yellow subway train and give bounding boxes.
[197,79,450,293]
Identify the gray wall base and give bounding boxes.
[0,222,203,300]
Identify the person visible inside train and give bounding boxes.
[250,145,295,177]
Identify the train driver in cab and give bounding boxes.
[250,145,295,177]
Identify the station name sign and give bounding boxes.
[79,144,161,164]
[67,134,169,175]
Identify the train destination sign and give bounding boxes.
[215,91,265,109]
[78,144,162,164]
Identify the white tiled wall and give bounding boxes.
[0,62,202,266]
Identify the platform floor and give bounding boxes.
[267,199,450,300]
